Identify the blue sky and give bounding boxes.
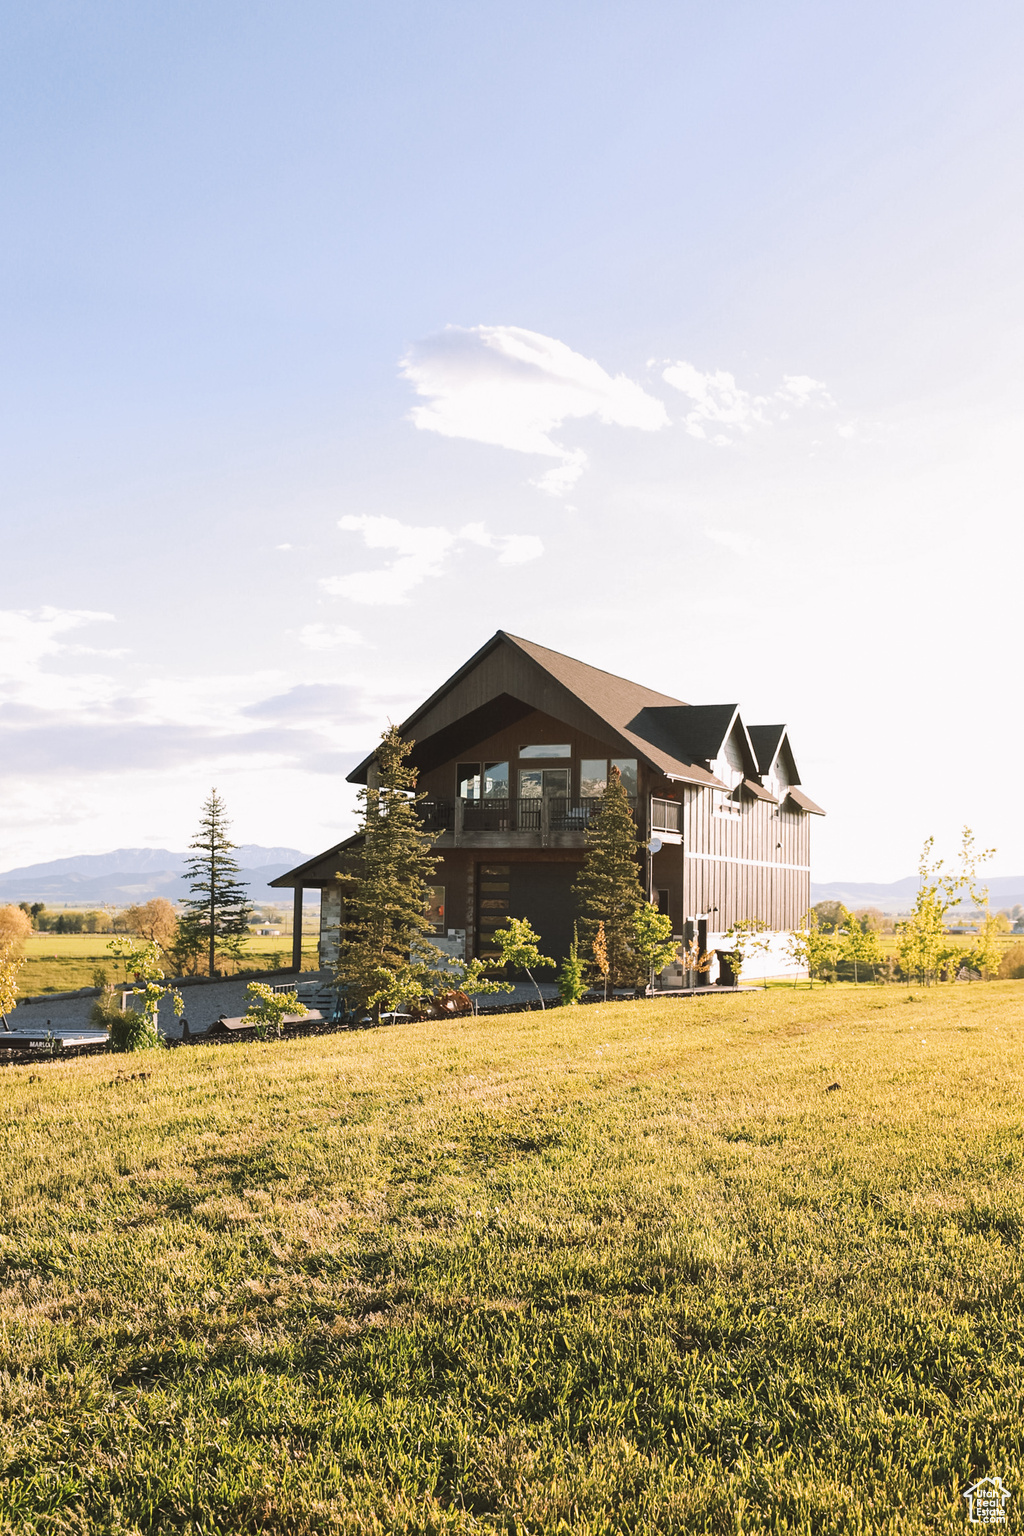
[2,1,1023,880]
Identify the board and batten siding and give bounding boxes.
[681,787,810,930]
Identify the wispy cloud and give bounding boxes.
[241,683,370,724]
[322,514,544,606]
[0,607,121,713]
[401,325,668,494]
[297,623,366,650]
[777,374,834,408]
[662,360,837,444]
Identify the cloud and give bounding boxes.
[457,521,545,565]
[662,360,838,443]
[0,717,363,777]
[401,325,668,493]
[662,361,767,442]
[0,607,121,713]
[297,623,366,650]
[241,683,369,724]
[322,514,544,606]
[777,374,834,407]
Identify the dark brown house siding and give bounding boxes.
[271,631,824,972]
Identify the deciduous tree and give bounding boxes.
[842,912,884,983]
[241,981,307,1040]
[104,936,184,1049]
[491,916,555,1009]
[0,906,31,949]
[448,956,515,1015]
[632,903,678,992]
[0,907,31,1028]
[124,898,178,953]
[895,828,994,984]
[724,917,772,988]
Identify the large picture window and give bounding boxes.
[611,758,638,797]
[457,763,480,799]
[580,759,608,797]
[519,767,569,799]
[458,761,510,799]
[482,761,509,798]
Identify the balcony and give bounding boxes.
[417,796,635,849]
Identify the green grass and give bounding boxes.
[0,985,1022,1533]
[19,934,320,993]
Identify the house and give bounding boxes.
[271,631,824,979]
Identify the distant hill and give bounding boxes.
[811,875,1024,914]
[0,846,310,907]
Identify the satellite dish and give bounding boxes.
[648,837,663,854]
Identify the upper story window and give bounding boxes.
[611,758,638,797]
[652,798,681,832]
[457,761,509,800]
[519,743,571,759]
[580,757,638,799]
[580,759,607,797]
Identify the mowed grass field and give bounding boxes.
[1,987,1022,1534]
[18,934,320,993]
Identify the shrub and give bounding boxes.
[998,942,1024,980]
[90,989,158,1052]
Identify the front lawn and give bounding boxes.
[0,984,1021,1532]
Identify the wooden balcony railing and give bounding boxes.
[416,797,636,838]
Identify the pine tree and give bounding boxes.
[572,766,645,987]
[335,725,442,1017]
[180,789,253,977]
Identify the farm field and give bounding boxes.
[18,933,320,994]
[0,986,1021,1532]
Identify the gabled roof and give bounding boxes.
[739,777,777,804]
[747,724,801,786]
[747,724,786,775]
[785,787,825,816]
[268,837,360,889]
[347,631,729,788]
[629,703,759,777]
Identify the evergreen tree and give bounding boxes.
[572,766,645,986]
[180,789,253,977]
[335,725,442,1017]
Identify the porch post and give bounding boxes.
[292,887,303,972]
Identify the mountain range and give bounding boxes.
[810,876,1024,913]
[2,846,1021,915]
[0,847,310,908]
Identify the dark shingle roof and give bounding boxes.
[747,724,787,776]
[785,787,825,816]
[629,703,741,769]
[348,631,729,787]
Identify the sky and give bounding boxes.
[1,0,1023,882]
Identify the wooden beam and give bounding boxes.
[292,887,303,972]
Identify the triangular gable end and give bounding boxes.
[347,631,724,787]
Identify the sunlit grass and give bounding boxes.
[18,935,319,994]
[0,984,1022,1532]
